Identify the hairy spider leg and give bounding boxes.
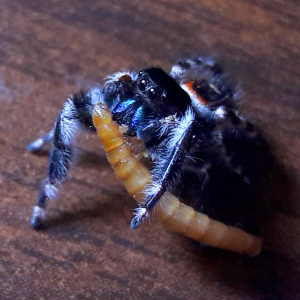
[28,130,54,152]
[131,107,197,229]
[29,90,100,228]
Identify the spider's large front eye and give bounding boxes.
[147,87,159,101]
[137,77,148,92]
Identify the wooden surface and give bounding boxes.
[0,1,299,299]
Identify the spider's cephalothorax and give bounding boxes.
[29,58,266,234]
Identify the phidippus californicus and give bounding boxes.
[28,57,268,237]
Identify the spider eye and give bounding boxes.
[161,92,167,101]
[138,70,144,77]
[147,87,159,100]
[137,78,148,92]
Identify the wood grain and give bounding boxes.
[0,0,299,299]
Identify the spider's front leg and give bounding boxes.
[131,107,197,229]
[29,89,102,228]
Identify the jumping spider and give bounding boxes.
[29,58,266,234]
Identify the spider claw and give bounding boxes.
[30,206,46,229]
[130,207,149,229]
[27,138,44,152]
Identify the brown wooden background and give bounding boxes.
[0,0,299,299]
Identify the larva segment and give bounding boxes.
[155,193,261,255]
[93,102,262,256]
[93,103,151,202]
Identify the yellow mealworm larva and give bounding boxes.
[93,102,262,256]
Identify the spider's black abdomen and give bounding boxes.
[192,78,233,108]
